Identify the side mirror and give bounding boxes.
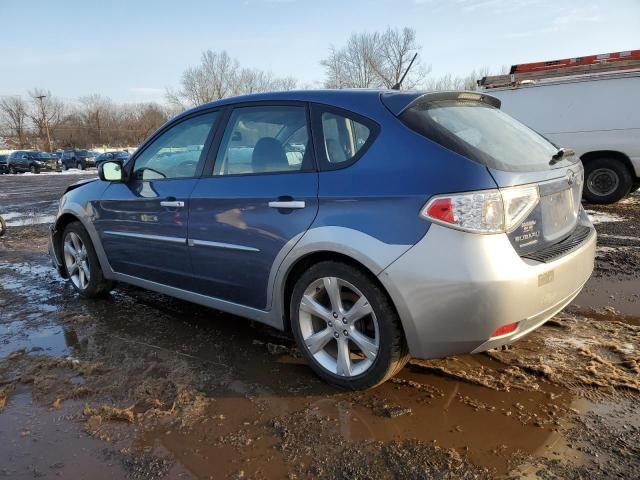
[99,160,124,183]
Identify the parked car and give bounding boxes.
[0,154,8,174]
[48,90,596,389]
[6,150,49,173]
[61,149,96,170]
[39,152,61,171]
[479,49,640,204]
[95,151,130,169]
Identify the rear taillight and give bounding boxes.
[491,322,519,337]
[420,185,539,234]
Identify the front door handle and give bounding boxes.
[160,200,185,208]
[268,201,305,209]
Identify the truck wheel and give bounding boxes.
[290,261,409,389]
[77,162,84,170]
[583,158,633,204]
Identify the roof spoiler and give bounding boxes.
[381,91,501,116]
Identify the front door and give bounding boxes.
[188,104,319,309]
[93,111,219,287]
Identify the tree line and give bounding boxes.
[0,27,505,151]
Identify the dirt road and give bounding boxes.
[1,173,638,479]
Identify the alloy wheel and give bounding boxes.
[298,277,379,377]
[63,231,91,290]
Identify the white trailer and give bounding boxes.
[479,51,640,203]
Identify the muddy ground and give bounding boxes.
[0,173,638,479]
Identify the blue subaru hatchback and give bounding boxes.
[49,90,596,389]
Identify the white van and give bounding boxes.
[479,54,640,204]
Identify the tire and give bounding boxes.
[77,162,84,170]
[8,165,16,174]
[61,222,115,298]
[29,165,40,174]
[583,158,633,204]
[290,261,409,389]
[0,216,6,237]
[62,162,68,171]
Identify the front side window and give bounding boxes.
[214,105,310,176]
[133,112,217,180]
[321,112,371,165]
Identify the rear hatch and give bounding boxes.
[383,91,587,258]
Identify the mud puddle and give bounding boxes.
[0,384,129,479]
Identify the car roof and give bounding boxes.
[182,89,424,119]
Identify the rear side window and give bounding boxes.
[400,99,568,172]
[321,112,371,166]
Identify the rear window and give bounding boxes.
[400,99,569,172]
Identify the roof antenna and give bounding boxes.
[392,52,418,90]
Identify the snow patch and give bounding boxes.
[585,210,626,224]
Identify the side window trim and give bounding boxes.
[310,103,380,171]
[203,101,317,177]
[126,109,221,181]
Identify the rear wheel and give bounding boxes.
[583,158,633,204]
[62,222,114,298]
[290,261,409,389]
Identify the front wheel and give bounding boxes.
[29,165,40,174]
[8,166,16,174]
[0,216,6,237]
[77,162,84,170]
[290,261,409,389]
[583,158,633,204]
[62,222,114,297]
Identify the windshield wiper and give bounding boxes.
[549,148,575,165]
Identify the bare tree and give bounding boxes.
[0,96,29,148]
[234,68,297,95]
[322,32,382,88]
[28,89,64,151]
[321,27,428,89]
[167,50,296,108]
[371,27,430,89]
[77,94,117,146]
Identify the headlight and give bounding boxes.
[420,185,539,234]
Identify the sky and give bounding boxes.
[0,0,638,104]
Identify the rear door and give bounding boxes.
[188,103,319,310]
[93,110,219,287]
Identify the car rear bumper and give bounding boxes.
[378,217,596,359]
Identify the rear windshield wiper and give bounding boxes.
[549,148,575,165]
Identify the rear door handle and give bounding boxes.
[160,200,185,208]
[268,201,305,209]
